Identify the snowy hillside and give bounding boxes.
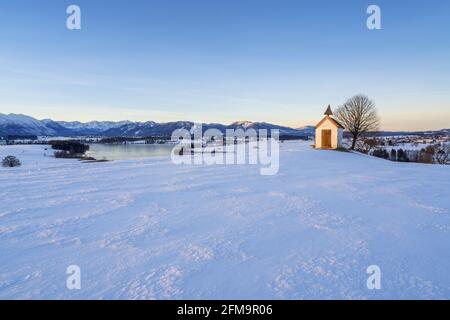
[0,142,449,299]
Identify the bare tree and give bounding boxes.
[335,95,380,150]
[355,138,379,154]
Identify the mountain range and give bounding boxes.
[0,113,314,138]
[1,113,448,138]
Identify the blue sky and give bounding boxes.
[0,0,449,130]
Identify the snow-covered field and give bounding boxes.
[1,142,449,299]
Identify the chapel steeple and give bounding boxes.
[324,105,333,116]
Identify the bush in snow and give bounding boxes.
[54,150,71,158]
[355,138,378,154]
[2,155,21,167]
[418,146,435,164]
[390,149,397,161]
[418,143,450,165]
[372,149,389,160]
[432,143,450,165]
[397,149,409,162]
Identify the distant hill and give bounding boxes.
[295,126,316,136]
[366,129,450,137]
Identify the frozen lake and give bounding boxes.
[86,143,174,160]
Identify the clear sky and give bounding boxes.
[0,0,449,130]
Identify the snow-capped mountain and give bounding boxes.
[0,113,57,136]
[102,121,308,137]
[228,121,307,135]
[230,121,254,129]
[103,121,224,137]
[0,114,136,137]
[56,120,132,135]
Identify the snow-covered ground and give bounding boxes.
[0,142,449,299]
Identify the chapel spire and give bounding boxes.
[324,105,333,116]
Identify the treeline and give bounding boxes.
[0,135,38,142]
[371,144,449,165]
[355,138,449,165]
[279,135,309,141]
[49,140,91,159]
[99,136,171,144]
